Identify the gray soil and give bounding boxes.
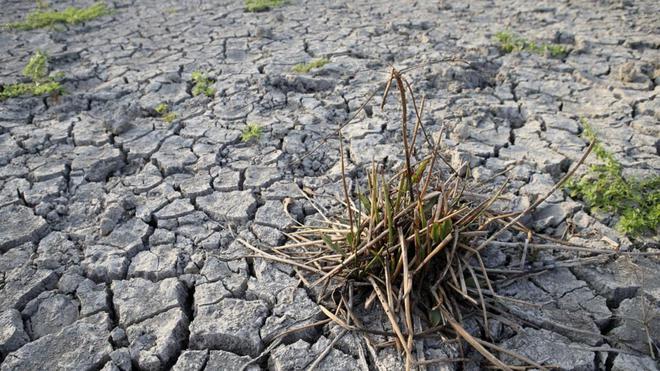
[0,0,658,370]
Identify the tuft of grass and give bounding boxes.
[494,31,568,58]
[241,123,263,142]
[240,66,600,370]
[245,0,285,12]
[1,50,63,101]
[191,71,216,97]
[4,2,111,31]
[568,119,659,237]
[292,58,330,73]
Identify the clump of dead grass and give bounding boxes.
[238,65,660,369]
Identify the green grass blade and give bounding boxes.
[322,235,345,258]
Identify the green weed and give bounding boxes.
[154,103,177,123]
[1,50,63,101]
[0,81,61,100]
[5,2,111,30]
[155,103,169,115]
[241,123,263,142]
[162,112,177,123]
[494,31,568,58]
[245,0,285,12]
[22,50,49,82]
[568,118,659,236]
[191,71,216,97]
[292,58,330,73]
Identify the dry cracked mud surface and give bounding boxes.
[1,0,659,370]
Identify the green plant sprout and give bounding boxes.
[155,103,169,115]
[1,50,63,101]
[36,0,49,10]
[567,118,659,236]
[241,123,263,142]
[154,103,177,123]
[162,112,177,124]
[22,50,49,82]
[245,0,285,12]
[191,71,216,97]
[292,58,330,73]
[4,2,111,30]
[494,31,568,58]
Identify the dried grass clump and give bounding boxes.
[238,66,652,370]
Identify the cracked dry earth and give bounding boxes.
[0,0,659,370]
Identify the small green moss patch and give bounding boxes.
[5,2,111,30]
[494,31,568,58]
[245,0,285,12]
[292,58,330,73]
